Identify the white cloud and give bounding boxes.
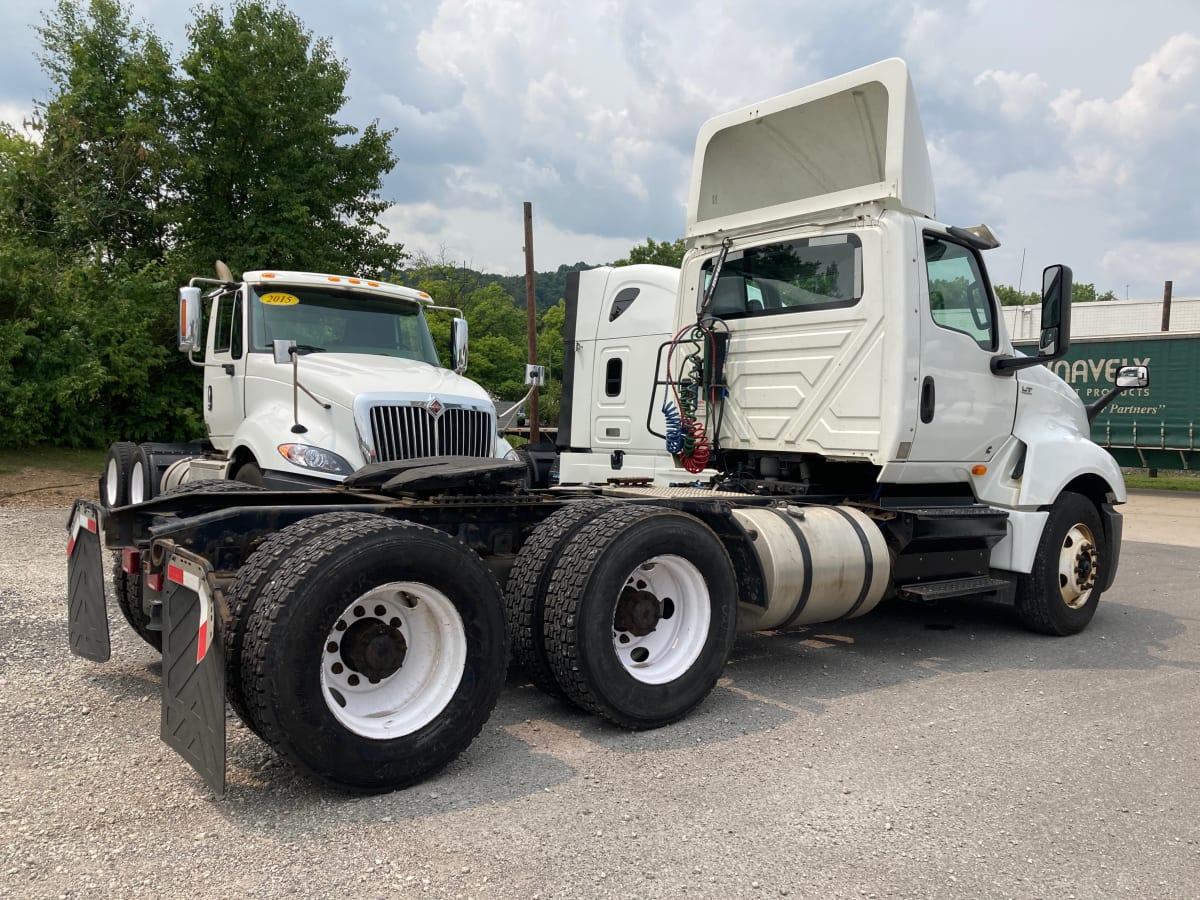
[380,201,640,275]
[1052,32,1200,138]
[1098,240,1200,296]
[0,103,32,132]
[973,69,1049,120]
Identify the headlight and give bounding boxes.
[277,443,354,475]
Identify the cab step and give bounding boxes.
[899,575,1012,602]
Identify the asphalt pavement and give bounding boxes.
[0,494,1196,899]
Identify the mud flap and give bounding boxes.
[66,500,110,662]
[159,545,226,797]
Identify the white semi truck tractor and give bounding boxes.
[100,267,511,506]
[68,59,1149,795]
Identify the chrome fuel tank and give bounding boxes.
[732,505,891,631]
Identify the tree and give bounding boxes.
[1072,282,1117,303]
[994,283,1040,307]
[612,237,686,268]
[21,0,176,265]
[173,1,403,276]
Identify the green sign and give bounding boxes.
[1016,334,1199,469]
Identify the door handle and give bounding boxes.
[920,376,935,423]
[207,385,213,411]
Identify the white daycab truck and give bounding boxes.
[100,266,512,506]
[67,59,1148,795]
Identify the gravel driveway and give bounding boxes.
[2,499,1198,899]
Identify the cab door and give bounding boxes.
[906,232,1017,463]
[202,288,247,445]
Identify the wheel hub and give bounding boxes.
[1074,542,1097,590]
[340,619,407,680]
[614,586,661,636]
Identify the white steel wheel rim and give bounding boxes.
[1058,522,1098,609]
[320,581,467,740]
[129,460,146,505]
[104,458,121,506]
[611,554,711,685]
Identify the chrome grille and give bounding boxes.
[369,405,493,461]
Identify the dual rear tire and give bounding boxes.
[506,504,737,729]
[235,514,507,792]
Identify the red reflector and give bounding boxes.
[121,548,141,575]
[146,572,164,592]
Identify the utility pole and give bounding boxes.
[523,202,540,442]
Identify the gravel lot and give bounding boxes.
[1,496,1198,899]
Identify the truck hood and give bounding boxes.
[273,353,494,410]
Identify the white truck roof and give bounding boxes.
[241,270,433,305]
[685,57,935,240]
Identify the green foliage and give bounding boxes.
[32,0,176,265]
[994,283,1040,306]
[0,0,403,449]
[1072,282,1117,303]
[612,237,685,268]
[994,282,1118,306]
[174,1,402,275]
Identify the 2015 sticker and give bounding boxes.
[260,292,300,306]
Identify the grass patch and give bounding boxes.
[1123,471,1200,492]
[0,447,108,476]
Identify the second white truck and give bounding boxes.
[101,268,512,506]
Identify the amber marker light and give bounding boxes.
[971,465,987,476]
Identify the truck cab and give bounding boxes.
[558,58,1144,584]
[181,270,505,489]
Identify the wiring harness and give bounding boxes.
[661,319,727,473]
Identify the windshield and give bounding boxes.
[248,285,440,365]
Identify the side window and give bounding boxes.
[700,234,863,319]
[924,236,996,351]
[604,358,622,397]
[211,291,243,358]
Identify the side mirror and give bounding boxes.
[1038,264,1073,358]
[1086,364,1151,424]
[450,317,469,374]
[178,286,202,352]
[1115,364,1149,390]
[272,339,297,365]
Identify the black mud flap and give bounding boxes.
[66,500,110,662]
[159,545,226,797]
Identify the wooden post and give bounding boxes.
[1161,280,1173,332]
[523,202,540,443]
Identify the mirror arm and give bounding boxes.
[1085,386,1130,425]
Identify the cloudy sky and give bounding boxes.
[1,0,1197,298]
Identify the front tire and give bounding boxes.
[241,516,507,791]
[234,461,264,487]
[1015,492,1106,636]
[542,506,737,729]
